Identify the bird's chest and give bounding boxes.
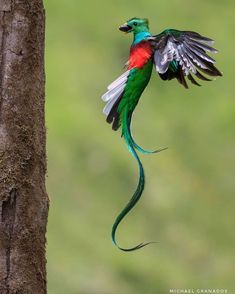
[127,42,153,70]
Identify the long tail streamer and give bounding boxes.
[111,109,159,251]
[126,113,167,155]
[132,140,168,155]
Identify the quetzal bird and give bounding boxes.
[101,17,222,252]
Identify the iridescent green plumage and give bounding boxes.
[112,60,153,251]
[102,17,222,252]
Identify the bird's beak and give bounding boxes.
[119,23,132,33]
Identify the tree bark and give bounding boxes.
[0,0,48,293]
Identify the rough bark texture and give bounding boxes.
[0,0,48,293]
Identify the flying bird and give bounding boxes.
[101,17,222,252]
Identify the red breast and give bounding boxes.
[127,41,153,70]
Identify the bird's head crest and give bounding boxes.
[119,17,149,34]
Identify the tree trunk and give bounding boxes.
[0,0,48,293]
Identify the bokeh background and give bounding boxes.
[45,1,235,293]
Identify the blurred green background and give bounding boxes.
[45,1,235,293]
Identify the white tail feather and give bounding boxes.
[103,93,121,116]
[102,82,125,102]
[107,70,130,90]
[101,70,130,116]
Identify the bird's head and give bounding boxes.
[119,18,149,34]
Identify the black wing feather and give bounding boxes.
[195,70,211,81]
[188,73,201,86]
[148,29,222,88]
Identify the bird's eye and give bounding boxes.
[133,22,138,26]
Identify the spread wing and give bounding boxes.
[148,29,222,88]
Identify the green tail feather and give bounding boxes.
[132,140,168,154]
[128,116,168,154]
[111,108,155,251]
